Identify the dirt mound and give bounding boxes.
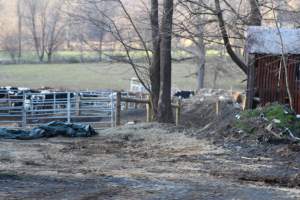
[180,89,241,134]
[180,91,300,148]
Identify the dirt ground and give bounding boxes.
[0,123,300,200]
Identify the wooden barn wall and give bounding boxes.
[254,54,300,113]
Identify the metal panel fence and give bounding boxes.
[0,91,116,129]
[0,90,24,127]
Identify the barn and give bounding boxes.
[245,26,300,113]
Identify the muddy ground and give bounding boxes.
[0,123,299,200]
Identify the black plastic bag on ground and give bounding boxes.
[0,121,98,140]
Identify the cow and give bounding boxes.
[0,88,8,99]
[173,90,195,99]
[79,92,103,108]
[43,92,76,110]
[14,89,41,110]
[79,92,98,98]
[232,92,247,110]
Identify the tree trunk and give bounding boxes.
[99,32,103,62]
[196,23,206,90]
[17,0,22,63]
[249,0,262,26]
[9,52,17,64]
[213,67,218,89]
[197,57,205,90]
[47,52,52,63]
[150,0,160,119]
[214,0,248,74]
[80,35,84,63]
[39,53,44,63]
[157,0,174,123]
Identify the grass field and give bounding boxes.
[0,50,220,64]
[0,61,246,91]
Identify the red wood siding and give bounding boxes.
[254,54,300,113]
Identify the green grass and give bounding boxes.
[0,50,226,63]
[0,60,245,91]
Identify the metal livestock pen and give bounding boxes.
[0,91,116,129]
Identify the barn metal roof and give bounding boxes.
[246,26,300,55]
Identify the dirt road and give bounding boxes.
[0,123,299,199]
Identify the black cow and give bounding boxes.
[9,91,25,109]
[0,88,8,99]
[79,92,98,98]
[174,91,195,99]
[44,93,75,100]
[42,92,76,109]
[0,88,21,110]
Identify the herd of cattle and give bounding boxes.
[0,86,196,112]
[0,86,110,112]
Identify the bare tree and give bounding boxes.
[214,0,248,74]
[68,0,175,122]
[68,1,152,109]
[175,1,210,90]
[1,32,19,63]
[157,0,174,123]
[17,0,23,63]
[23,0,65,63]
[23,0,47,62]
[249,0,262,26]
[149,0,160,118]
[45,3,66,63]
[70,1,109,62]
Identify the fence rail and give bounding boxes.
[0,90,182,128]
[0,91,116,129]
[115,92,182,126]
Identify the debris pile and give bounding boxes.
[181,89,300,146]
[0,121,97,140]
[195,88,239,102]
[233,103,300,144]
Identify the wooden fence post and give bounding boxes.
[116,92,121,126]
[67,92,71,123]
[246,54,255,109]
[175,99,182,126]
[146,95,152,123]
[76,95,81,116]
[216,99,220,116]
[22,94,26,127]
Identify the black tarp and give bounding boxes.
[0,121,98,140]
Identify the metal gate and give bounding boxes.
[0,91,116,129]
[0,90,24,127]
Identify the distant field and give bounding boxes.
[0,61,246,91]
[0,50,221,64]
